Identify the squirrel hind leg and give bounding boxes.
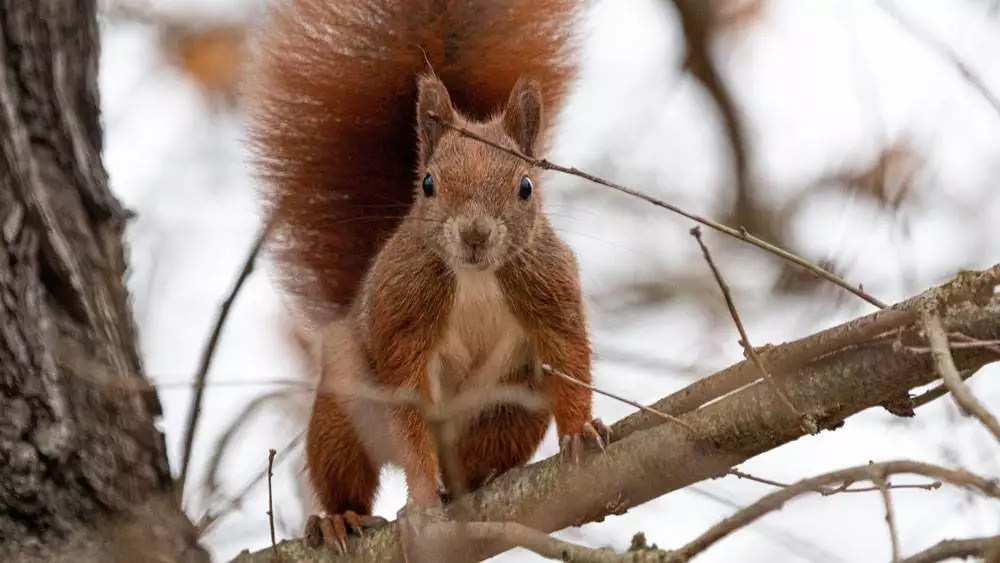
[453,403,551,493]
[305,392,386,551]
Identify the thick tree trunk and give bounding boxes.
[0,1,207,561]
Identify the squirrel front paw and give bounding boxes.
[559,418,611,464]
[304,511,388,553]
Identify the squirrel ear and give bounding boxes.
[502,77,544,157]
[416,73,455,165]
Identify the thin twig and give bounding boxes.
[266,448,280,563]
[922,310,1000,444]
[434,384,548,426]
[541,364,803,488]
[672,460,1000,561]
[690,226,810,431]
[442,521,671,563]
[668,0,758,252]
[544,360,936,499]
[726,468,791,488]
[819,481,940,496]
[540,363,697,434]
[201,389,298,500]
[613,263,1000,441]
[423,359,470,516]
[198,431,304,536]
[179,220,272,495]
[728,468,940,495]
[233,260,1000,563]
[155,377,314,390]
[431,114,887,310]
[871,466,901,562]
[910,368,980,409]
[946,332,1000,356]
[877,0,1000,119]
[898,534,1000,563]
[903,338,1000,354]
[669,0,747,188]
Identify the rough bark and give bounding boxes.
[0,1,207,561]
[234,265,1000,563]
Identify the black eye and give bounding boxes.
[518,176,533,201]
[422,173,435,197]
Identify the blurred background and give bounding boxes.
[96,0,1000,561]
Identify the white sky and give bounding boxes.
[99,0,1000,561]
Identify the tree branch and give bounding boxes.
[691,226,808,430]
[612,265,1000,440]
[898,534,1000,563]
[423,522,672,563]
[877,0,1000,120]
[922,309,1000,444]
[179,220,272,495]
[233,264,1000,563]
[672,460,999,562]
[430,114,887,310]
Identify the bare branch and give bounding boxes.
[233,265,1000,563]
[922,309,1000,444]
[728,468,941,495]
[421,354,470,512]
[613,264,1000,440]
[904,336,1000,355]
[672,461,1000,562]
[690,226,810,431]
[871,466,900,562]
[541,363,696,433]
[430,114,887,310]
[898,534,1000,563]
[877,0,1000,119]
[543,364,813,489]
[667,0,764,254]
[266,449,280,563]
[179,220,272,495]
[668,0,748,191]
[910,367,980,409]
[198,431,304,536]
[444,521,672,562]
[202,390,299,504]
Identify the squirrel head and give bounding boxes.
[412,72,546,273]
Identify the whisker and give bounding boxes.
[307,216,446,226]
[548,227,652,259]
[542,204,606,220]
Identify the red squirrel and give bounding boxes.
[245,0,606,550]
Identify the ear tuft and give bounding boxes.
[502,76,544,157]
[416,73,456,166]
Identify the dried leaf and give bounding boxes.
[164,24,247,103]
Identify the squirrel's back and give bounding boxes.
[245,0,581,325]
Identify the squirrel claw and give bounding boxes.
[436,483,454,505]
[559,418,611,465]
[304,511,388,552]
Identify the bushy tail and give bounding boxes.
[244,0,581,325]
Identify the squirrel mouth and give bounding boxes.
[461,254,491,268]
[455,247,495,269]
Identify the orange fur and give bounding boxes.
[245,0,579,323]
[246,0,592,522]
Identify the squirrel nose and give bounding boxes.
[458,219,493,249]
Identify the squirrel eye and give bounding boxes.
[422,172,435,197]
[518,176,533,201]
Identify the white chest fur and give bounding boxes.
[431,268,530,398]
